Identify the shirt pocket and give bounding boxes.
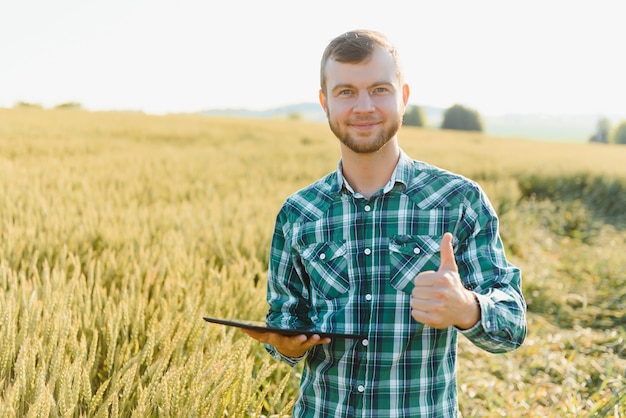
[301,241,350,299]
[388,235,441,294]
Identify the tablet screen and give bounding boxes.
[203,316,366,339]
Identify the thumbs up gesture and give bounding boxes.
[410,233,480,330]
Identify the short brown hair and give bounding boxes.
[320,29,404,94]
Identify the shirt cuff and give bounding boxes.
[264,343,307,367]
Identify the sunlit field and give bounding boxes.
[1,108,624,417]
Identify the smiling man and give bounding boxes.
[243,29,527,417]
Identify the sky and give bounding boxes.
[1,0,625,118]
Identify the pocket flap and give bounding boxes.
[302,241,347,263]
[389,235,440,256]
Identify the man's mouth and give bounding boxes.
[349,121,381,129]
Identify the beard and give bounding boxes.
[326,110,402,154]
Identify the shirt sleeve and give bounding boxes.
[263,206,313,366]
[455,186,527,353]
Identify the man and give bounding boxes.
[243,29,527,417]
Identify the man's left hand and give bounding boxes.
[410,232,480,330]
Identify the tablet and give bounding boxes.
[203,316,367,340]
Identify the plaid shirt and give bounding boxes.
[265,150,526,418]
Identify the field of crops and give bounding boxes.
[1,108,625,417]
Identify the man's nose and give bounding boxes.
[353,92,375,112]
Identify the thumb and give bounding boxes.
[438,232,458,272]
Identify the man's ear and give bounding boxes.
[402,84,410,106]
[319,89,328,113]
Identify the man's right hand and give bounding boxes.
[241,329,331,358]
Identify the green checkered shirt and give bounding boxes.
[265,150,526,417]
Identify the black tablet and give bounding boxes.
[203,316,366,340]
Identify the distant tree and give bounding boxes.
[55,102,83,110]
[589,117,611,143]
[403,105,427,127]
[441,104,483,132]
[614,121,626,145]
[14,101,42,109]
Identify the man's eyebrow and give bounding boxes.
[330,83,355,92]
[330,81,395,92]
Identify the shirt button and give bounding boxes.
[365,294,372,301]
[413,247,421,254]
[319,253,326,260]
[486,321,491,328]
[357,385,365,393]
[364,205,371,212]
[362,339,369,347]
[364,248,371,256]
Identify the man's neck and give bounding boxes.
[340,140,400,199]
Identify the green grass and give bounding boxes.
[0,108,624,416]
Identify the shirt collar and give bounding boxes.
[334,149,411,196]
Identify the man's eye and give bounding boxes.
[339,90,353,96]
[373,87,388,94]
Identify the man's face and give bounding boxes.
[320,46,409,154]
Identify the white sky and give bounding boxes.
[1,0,624,117]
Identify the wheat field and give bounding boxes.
[1,108,625,417]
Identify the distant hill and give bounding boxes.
[484,113,609,142]
[202,103,326,122]
[201,103,621,142]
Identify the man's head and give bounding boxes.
[319,30,409,155]
[320,30,404,97]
